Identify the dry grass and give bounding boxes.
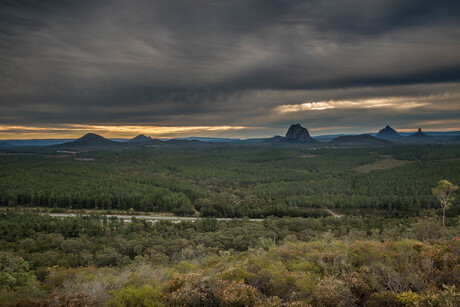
[298,154,317,159]
[354,157,409,173]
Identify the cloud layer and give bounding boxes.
[1,0,459,138]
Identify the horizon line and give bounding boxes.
[2,127,460,141]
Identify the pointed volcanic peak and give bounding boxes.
[376,125,401,139]
[330,134,392,147]
[129,134,152,143]
[59,133,121,147]
[408,128,429,138]
[284,124,318,143]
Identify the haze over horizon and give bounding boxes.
[1,1,460,139]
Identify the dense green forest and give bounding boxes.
[1,145,459,217]
[0,212,459,306]
[1,145,459,305]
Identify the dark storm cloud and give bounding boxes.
[0,0,459,135]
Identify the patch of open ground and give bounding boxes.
[354,156,410,173]
[298,154,317,158]
[0,207,176,217]
[324,208,341,218]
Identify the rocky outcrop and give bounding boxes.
[285,124,317,143]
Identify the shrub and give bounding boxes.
[366,291,401,307]
[215,281,262,306]
[10,293,96,307]
[417,285,460,307]
[162,272,219,306]
[0,252,37,290]
[311,277,356,307]
[106,284,163,307]
[397,291,419,306]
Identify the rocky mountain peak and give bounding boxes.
[376,125,400,139]
[285,124,315,142]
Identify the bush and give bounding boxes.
[311,277,356,307]
[367,291,401,307]
[162,272,219,306]
[397,291,419,306]
[215,281,262,306]
[417,285,460,307]
[107,284,163,307]
[0,252,37,290]
[10,293,96,307]
[95,248,122,267]
[201,218,218,232]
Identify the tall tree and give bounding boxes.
[432,180,458,240]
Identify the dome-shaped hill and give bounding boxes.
[129,134,152,143]
[58,133,121,148]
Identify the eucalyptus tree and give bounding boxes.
[432,180,458,240]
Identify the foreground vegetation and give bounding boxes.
[1,145,459,305]
[1,212,459,306]
[1,145,459,218]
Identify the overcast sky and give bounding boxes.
[1,0,459,139]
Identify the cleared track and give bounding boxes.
[47,213,263,222]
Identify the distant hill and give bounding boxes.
[241,138,269,143]
[129,134,152,143]
[330,134,392,147]
[263,135,285,144]
[135,138,208,147]
[163,139,208,146]
[5,127,460,150]
[0,141,13,147]
[144,138,165,145]
[173,137,242,143]
[285,124,318,143]
[313,134,347,142]
[376,125,401,139]
[0,139,74,146]
[57,133,121,149]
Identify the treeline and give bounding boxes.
[0,212,458,271]
[0,212,459,306]
[0,145,459,217]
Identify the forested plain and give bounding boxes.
[1,144,460,306]
[1,145,459,217]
